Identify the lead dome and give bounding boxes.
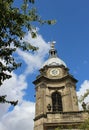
[42,42,67,68]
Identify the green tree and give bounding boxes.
[0,0,56,105]
[79,89,89,103]
[78,118,89,130]
[78,89,89,111]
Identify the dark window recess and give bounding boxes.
[52,91,63,112]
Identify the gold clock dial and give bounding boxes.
[50,68,59,76]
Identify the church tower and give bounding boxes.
[33,42,88,130]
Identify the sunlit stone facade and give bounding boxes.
[33,43,89,130]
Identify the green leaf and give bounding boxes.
[47,20,56,25]
[29,0,35,4]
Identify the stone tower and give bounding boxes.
[33,42,88,130]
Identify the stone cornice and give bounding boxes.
[33,74,78,85]
[34,111,89,121]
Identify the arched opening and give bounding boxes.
[52,91,63,112]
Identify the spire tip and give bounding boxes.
[48,41,57,58]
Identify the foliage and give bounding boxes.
[0,0,56,105]
[55,127,60,130]
[54,119,89,130]
[79,89,89,103]
[0,95,18,106]
[78,118,89,130]
[78,89,89,111]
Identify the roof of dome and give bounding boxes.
[43,57,67,67]
[42,42,67,68]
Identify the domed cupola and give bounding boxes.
[42,42,67,68]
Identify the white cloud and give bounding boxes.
[0,73,35,130]
[0,73,27,118]
[0,31,49,130]
[0,101,35,130]
[0,73,27,102]
[77,80,89,110]
[17,31,50,75]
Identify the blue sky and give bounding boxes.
[0,1,89,130]
[25,0,89,99]
[37,0,89,89]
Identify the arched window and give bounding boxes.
[52,91,63,112]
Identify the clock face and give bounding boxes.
[50,68,59,76]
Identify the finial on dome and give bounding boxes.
[48,41,57,58]
[50,41,56,49]
[42,41,67,68]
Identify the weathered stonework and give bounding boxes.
[33,43,89,130]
